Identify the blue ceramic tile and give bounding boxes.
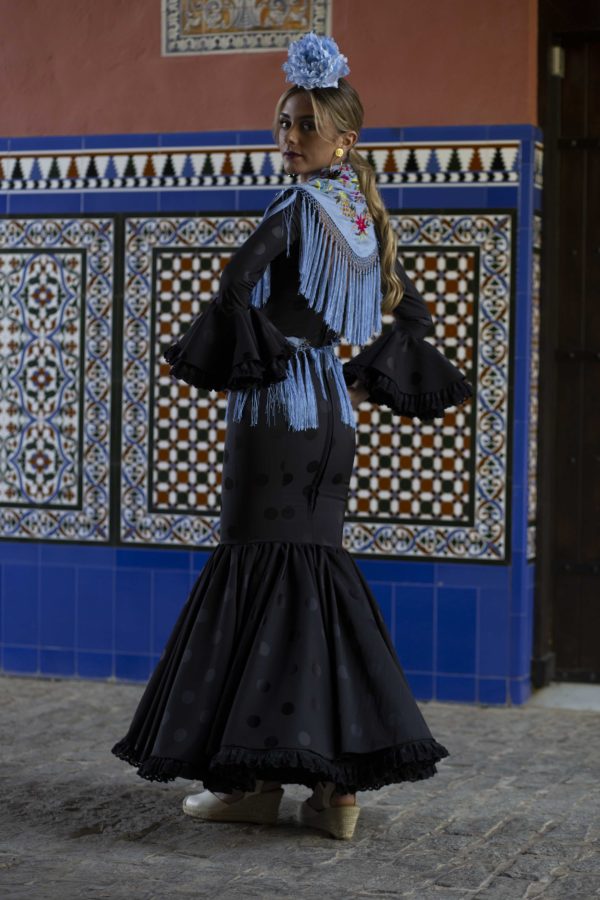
[369,582,393,636]
[8,135,84,151]
[40,566,76,647]
[378,188,402,211]
[82,191,159,213]
[152,570,191,653]
[510,614,532,678]
[435,563,509,590]
[437,587,477,674]
[513,360,530,426]
[478,678,508,705]
[394,586,434,671]
[356,558,434,585]
[115,653,153,681]
[77,568,114,652]
[0,137,9,150]
[435,674,477,703]
[236,130,275,145]
[7,193,82,215]
[478,589,509,677]
[359,127,403,142]
[401,187,488,210]
[2,564,39,644]
[510,559,531,617]
[488,125,538,141]
[0,542,40,564]
[40,648,75,676]
[180,190,238,212]
[84,133,161,149]
[189,551,212,575]
[405,671,434,700]
[39,544,116,567]
[510,507,527,563]
[2,645,38,673]
[402,125,489,141]
[509,677,532,705]
[485,186,519,208]
[77,651,113,679]
[234,188,283,212]
[156,191,230,214]
[116,548,191,570]
[0,196,6,214]
[115,570,151,654]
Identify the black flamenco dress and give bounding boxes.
[111,174,473,796]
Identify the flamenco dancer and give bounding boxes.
[112,32,473,840]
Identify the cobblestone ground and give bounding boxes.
[1,675,599,899]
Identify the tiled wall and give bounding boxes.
[0,124,543,704]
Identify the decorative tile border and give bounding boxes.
[0,217,113,541]
[120,209,512,561]
[0,142,521,192]
[162,0,330,56]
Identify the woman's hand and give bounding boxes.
[347,380,369,410]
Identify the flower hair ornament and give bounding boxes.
[282,32,350,89]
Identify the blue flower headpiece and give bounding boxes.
[282,32,350,89]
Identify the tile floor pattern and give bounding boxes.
[1,675,598,898]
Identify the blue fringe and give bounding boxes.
[250,189,382,346]
[226,338,355,432]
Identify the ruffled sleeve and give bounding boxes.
[342,257,474,423]
[163,191,300,391]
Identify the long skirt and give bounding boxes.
[111,350,449,795]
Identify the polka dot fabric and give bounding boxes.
[111,354,449,795]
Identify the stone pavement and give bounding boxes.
[1,675,599,900]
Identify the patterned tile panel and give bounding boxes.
[162,0,330,55]
[121,210,512,561]
[0,142,521,192]
[0,217,113,541]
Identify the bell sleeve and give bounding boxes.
[163,192,300,391]
[342,257,474,423]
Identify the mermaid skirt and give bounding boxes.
[111,349,449,794]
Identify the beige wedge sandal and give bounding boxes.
[182,779,284,825]
[299,781,361,840]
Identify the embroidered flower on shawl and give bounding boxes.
[312,163,374,239]
[282,32,350,89]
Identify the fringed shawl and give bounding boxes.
[250,161,382,346]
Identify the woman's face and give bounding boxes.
[277,90,356,182]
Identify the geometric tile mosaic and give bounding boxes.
[162,0,330,56]
[0,217,113,541]
[121,210,513,561]
[0,142,523,192]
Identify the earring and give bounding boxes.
[331,146,345,174]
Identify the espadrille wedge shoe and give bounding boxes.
[182,780,284,825]
[299,781,361,840]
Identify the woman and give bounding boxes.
[111,33,473,841]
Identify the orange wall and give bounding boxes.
[0,0,538,137]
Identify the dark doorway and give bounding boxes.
[534,2,600,685]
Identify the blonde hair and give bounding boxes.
[272,79,405,314]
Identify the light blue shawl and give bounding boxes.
[250,160,382,346]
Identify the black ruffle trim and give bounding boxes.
[344,363,474,423]
[343,326,474,422]
[111,736,449,795]
[163,301,296,392]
